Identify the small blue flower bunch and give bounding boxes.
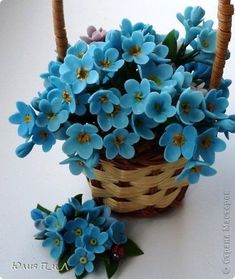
[31,194,143,278]
[10,6,235,184]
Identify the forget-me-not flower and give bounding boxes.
[83,226,108,253]
[32,126,56,152]
[64,217,88,246]
[45,208,67,232]
[108,221,127,245]
[42,231,64,260]
[67,40,88,58]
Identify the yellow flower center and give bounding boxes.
[200,137,211,149]
[155,104,162,112]
[202,40,209,48]
[190,166,202,173]
[77,132,91,143]
[77,160,85,166]
[107,105,121,117]
[207,103,214,112]
[114,136,125,146]
[181,102,191,113]
[100,60,111,68]
[63,91,71,104]
[129,46,141,56]
[134,92,143,102]
[135,119,143,128]
[148,75,161,86]
[173,133,185,146]
[40,131,48,140]
[24,114,31,123]
[54,238,60,246]
[74,228,82,236]
[76,68,88,80]
[77,52,84,59]
[80,256,88,264]
[100,96,108,104]
[47,113,56,120]
[90,238,97,246]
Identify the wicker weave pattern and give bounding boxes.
[88,157,188,213]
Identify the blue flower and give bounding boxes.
[36,98,69,132]
[94,47,124,72]
[149,44,170,63]
[120,79,150,114]
[198,28,216,54]
[48,77,76,113]
[194,128,226,164]
[68,248,95,276]
[60,54,99,94]
[122,31,155,64]
[108,221,127,245]
[88,88,120,114]
[15,141,35,158]
[83,226,108,253]
[31,208,48,232]
[202,89,228,119]
[177,160,217,184]
[40,60,62,90]
[139,61,175,90]
[42,232,64,260]
[159,123,197,162]
[176,88,205,125]
[67,40,88,58]
[64,218,88,246]
[105,30,122,50]
[86,206,111,227]
[45,208,66,232]
[75,93,90,116]
[145,92,176,123]
[171,66,193,92]
[62,123,103,159]
[32,126,56,152]
[131,114,158,140]
[216,115,235,133]
[9,102,36,137]
[60,152,99,178]
[104,128,139,159]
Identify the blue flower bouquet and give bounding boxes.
[10,0,234,216]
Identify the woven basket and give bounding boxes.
[52,0,234,216]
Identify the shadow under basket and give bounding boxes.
[88,149,189,217]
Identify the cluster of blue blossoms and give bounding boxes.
[10,6,235,184]
[31,195,142,278]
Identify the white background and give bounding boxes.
[0,0,235,279]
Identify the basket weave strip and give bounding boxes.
[88,157,188,213]
[210,0,234,88]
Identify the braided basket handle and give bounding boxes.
[52,0,234,89]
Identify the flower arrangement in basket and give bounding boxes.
[10,0,234,217]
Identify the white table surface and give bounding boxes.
[0,1,235,279]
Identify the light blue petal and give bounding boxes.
[164,144,181,162]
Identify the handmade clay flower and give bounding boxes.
[48,77,76,113]
[68,248,95,276]
[120,79,150,115]
[159,123,197,162]
[45,208,67,232]
[74,93,90,116]
[32,126,56,152]
[131,114,158,140]
[80,26,106,44]
[177,160,217,184]
[64,218,88,246]
[83,226,108,253]
[15,141,35,158]
[36,98,69,132]
[194,128,226,164]
[42,231,64,260]
[216,115,235,133]
[122,31,155,64]
[140,61,175,90]
[94,47,124,72]
[9,101,36,137]
[60,54,99,94]
[62,123,103,159]
[40,60,62,90]
[202,89,229,119]
[104,128,139,160]
[60,152,99,178]
[198,28,217,53]
[108,221,127,245]
[145,92,176,123]
[67,40,88,58]
[149,44,170,63]
[88,88,120,114]
[171,66,193,92]
[176,88,205,125]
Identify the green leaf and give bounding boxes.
[36,204,51,215]
[123,239,144,257]
[34,235,46,240]
[54,205,61,211]
[73,194,83,204]
[76,272,87,279]
[103,253,119,279]
[58,245,75,273]
[162,29,177,61]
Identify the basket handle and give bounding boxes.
[52,0,234,89]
